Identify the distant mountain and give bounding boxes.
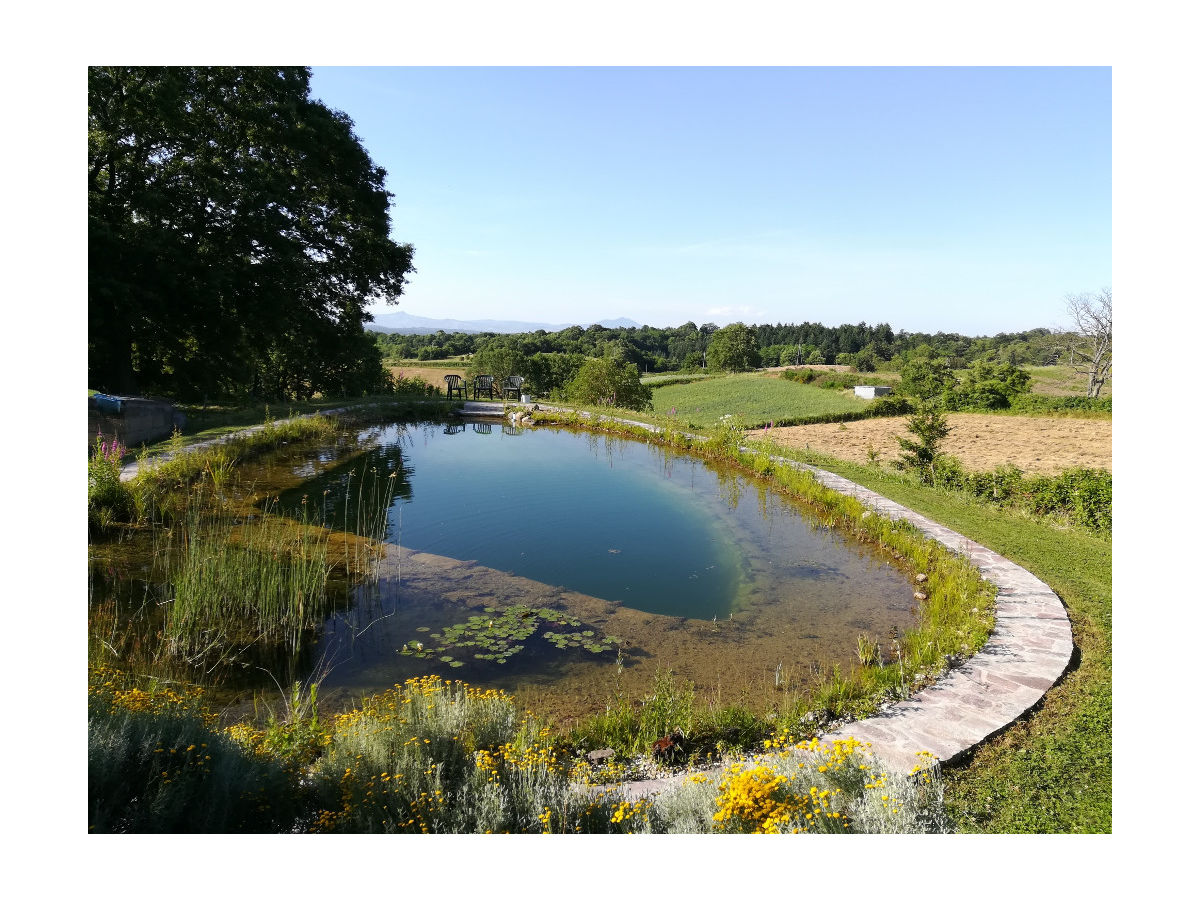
[367,310,640,334]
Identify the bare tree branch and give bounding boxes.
[1057,288,1112,399]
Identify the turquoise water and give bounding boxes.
[286,422,747,619]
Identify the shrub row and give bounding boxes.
[931,458,1111,530]
[1007,394,1112,415]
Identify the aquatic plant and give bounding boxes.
[162,491,334,662]
[399,605,619,667]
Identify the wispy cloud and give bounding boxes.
[704,305,766,322]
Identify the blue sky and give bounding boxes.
[309,66,1110,336]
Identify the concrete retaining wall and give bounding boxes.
[88,396,183,450]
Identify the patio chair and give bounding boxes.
[501,375,525,401]
[473,374,496,400]
[444,374,467,400]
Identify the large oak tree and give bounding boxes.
[89,67,415,400]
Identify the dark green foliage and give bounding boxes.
[1008,394,1112,415]
[779,367,818,384]
[866,394,914,416]
[944,361,1033,411]
[706,323,761,372]
[89,66,414,400]
[523,352,586,397]
[566,358,652,410]
[899,358,957,402]
[852,349,878,372]
[378,322,1079,384]
[467,343,525,384]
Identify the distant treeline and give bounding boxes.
[374,321,1063,372]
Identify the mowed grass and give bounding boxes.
[735,445,1113,833]
[1026,364,1112,398]
[651,373,868,428]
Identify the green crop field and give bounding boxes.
[650,373,868,428]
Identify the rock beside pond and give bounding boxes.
[916,573,928,582]
[914,591,928,601]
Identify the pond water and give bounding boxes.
[279,420,916,721]
[90,417,918,724]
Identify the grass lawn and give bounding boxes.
[750,445,1112,832]
[651,372,868,428]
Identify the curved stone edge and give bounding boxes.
[605,454,1073,800]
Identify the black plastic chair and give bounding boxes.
[501,375,525,401]
[473,375,496,400]
[444,374,467,400]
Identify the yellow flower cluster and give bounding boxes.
[608,798,651,829]
[710,761,849,834]
[712,763,801,833]
[89,664,215,726]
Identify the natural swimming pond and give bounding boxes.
[89,417,918,724]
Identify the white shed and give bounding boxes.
[853,385,893,399]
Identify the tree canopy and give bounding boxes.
[706,323,760,372]
[566,358,652,411]
[89,66,415,400]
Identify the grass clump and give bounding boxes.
[162,493,335,662]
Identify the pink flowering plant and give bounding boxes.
[89,431,133,530]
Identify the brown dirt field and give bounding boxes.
[751,413,1111,474]
[389,364,466,391]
